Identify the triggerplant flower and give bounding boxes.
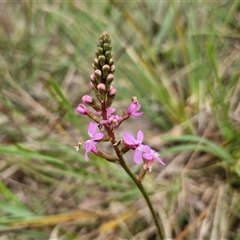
[100,107,115,125]
[122,130,144,164]
[127,101,143,117]
[142,145,165,166]
[84,122,104,161]
[123,131,165,166]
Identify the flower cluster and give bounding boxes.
[75,31,165,179]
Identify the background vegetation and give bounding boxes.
[0,1,240,239]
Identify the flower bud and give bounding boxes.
[106,86,117,107]
[98,55,106,67]
[92,58,99,69]
[108,58,115,65]
[94,69,102,82]
[98,39,103,46]
[105,51,111,60]
[97,83,106,92]
[110,65,115,73]
[102,64,110,78]
[103,36,109,43]
[103,43,110,51]
[106,74,114,85]
[108,86,117,96]
[76,104,89,115]
[97,47,104,55]
[82,95,93,104]
[90,73,96,82]
[89,81,94,89]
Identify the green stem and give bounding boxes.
[102,109,164,239]
[119,157,164,240]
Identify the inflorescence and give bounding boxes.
[75,31,165,178]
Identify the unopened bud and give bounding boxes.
[76,104,89,115]
[110,65,115,73]
[90,73,96,82]
[106,74,114,84]
[108,58,115,65]
[94,69,102,82]
[103,43,110,51]
[98,39,103,46]
[97,47,104,55]
[97,83,106,92]
[92,58,99,69]
[98,55,106,67]
[89,81,94,89]
[105,51,111,60]
[82,95,93,104]
[102,64,110,78]
[108,86,117,96]
[106,86,117,107]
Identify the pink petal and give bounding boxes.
[85,141,92,161]
[107,107,116,114]
[127,102,135,113]
[137,130,144,143]
[134,149,143,164]
[156,155,165,166]
[123,132,137,145]
[100,120,108,125]
[143,152,153,160]
[84,152,89,161]
[90,143,98,154]
[142,145,151,152]
[134,103,141,111]
[85,141,97,161]
[88,122,97,137]
[132,112,143,117]
[85,140,92,152]
[92,133,104,141]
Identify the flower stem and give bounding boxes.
[114,147,164,240]
[103,116,164,239]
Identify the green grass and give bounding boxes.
[0,1,240,239]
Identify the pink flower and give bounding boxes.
[127,101,143,117]
[76,104,89,115]
[122,130,144,164]
[142,145,165,166]
[108,115,123,129]
[122,131,165,166]
[100,107,116,125]
[84,122,104,161]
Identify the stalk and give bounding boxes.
[116,146,164,240]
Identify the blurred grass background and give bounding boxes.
[0,1,240,239]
